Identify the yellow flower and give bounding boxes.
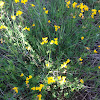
[31,87,35,90]
[79,13,83,17]
[77,5,80,8]
[99,26,100,28]
[57,76,61,80]
[32,24,35,26]
[26,46,31,51]
[48,20,51,23]
[23,27,30,31]
[79,57,83,61]
[98,45,100,47]
[40,84,44,88]
[36,87,40,90]
[98,66,100,69]
[47,77,55,84]
[11,15,16,20]
[94,50,97,53]
[15,0,19,3]
[54,38,58,41]
[37,94,42,100]
[92,9,97,15]
[84,5,89,11]
[54,25,60,31]
[45,10,48,14]
[73,16,76,18]
[54,40,58,45]
[30,4,35,7]
[16,11,23,16]
[43,7,46,10]
[29,75,32,79]
[50,40,54,44]
[81,36,84,40]
[41,37,48,45]
[80,3,84,12]
[66,1,70,8]
[42,37,47,41]
[25,80,29,84]
[98,10,100,14]
[80,79,84,83]
[35,84,44,91]
[20,73,24,77]
[13,87,18,93]
[46,63,49,67]
[66,59,70,64]
[26,77,29,81]
[0,25,7,29]
[91,14,94,19]
[0,1,5,8]
[59,76,66,85]
[21,0,28,4]
[72,2,77,8]
[66,1,70,5]
[61,62,67,68]
[41,41,44,45]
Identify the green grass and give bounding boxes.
[0,0,100,100]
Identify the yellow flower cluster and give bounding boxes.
[66,1,70,8]
[15,0,28,4]
[54,25,60,31]
[57,76,66,85]
[77,3,89,12]
[47,76,66,85]
[23,26,30,31]
[50,38,58,45]
[47,77,55,84]
[40,37,48,45]
[72,2,77,8]
[11,10,23,20]
[12,87,18,93]
[25,75,32,84]
[98,66,100,69]
[21,0,28,4]
[31,84,44,91]
[0,25,7,29]
[37,94,42,100]
[16,11,23,16]
[77,3,88,19]
[61,59,70,68]
[0,1,5,8]
[43,7,48,14]
[91,9,97,19]
[15,0,19,3]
